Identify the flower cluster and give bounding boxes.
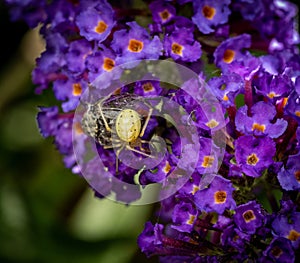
[5,0,300,262]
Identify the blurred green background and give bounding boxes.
[0,2,157,263]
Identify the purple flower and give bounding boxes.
[226,53,261,80]
[192,0,231,34]
[173,77,228,133]
[264,1,300,50]
[171,89,198,115]
[172,76,206,113]
[177,172,201,197]
[262,237,295,263]
[37,107,76,168]
[5,0,47,27]
[165,16,195,34]
[277,153,300,191]
[235,101,288,138]
[85,45,117,82]
[214,34,251,71]
[75,0,115,42]
[208,73,244,108]
[296,76,300,94]
[52,77,87,112]
[164,29,202,62]
[111,21,163,64]
[37,31,68,72]
[44,0,77,29]
[111,180,142,203]
[234,135,276,177]
[259,54,284,75]
[296,127,300,152]
[278,199,296,215]
[37,106,62,138]
[32,31,68,93]
[171,200,198,233]
[233,201,264,234]
[83,156,113,198]
[285,89,300,124]
[194,174,236,214]
[272,211,300,249]
[149,0,176,25]
[196,137,221,175]
[138,222,164,257]
[65,39,93,76]
[134,79,163,97]
[95,146,133,183]
[194,100,228,132]
[139,153,175,184]
[148,22,163,35]
[254,70,293,100]
[214,24,230,38]
[221,224,251,251]
[232,0,264,21]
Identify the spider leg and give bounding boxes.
[102,140,124,174]
[107,137,122,144]
[125,144,154,158]
[115,144,125,174]
[97,101,112,132]
[139,139,152,144]
[103,142,122,149]
[139,107,153,137]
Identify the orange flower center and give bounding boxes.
[95,21,107,34]
[142,82,154,92]
[163,161,171,174]
[287,229,300,241]
[159,9,171,21]
[252,123,266,133]
[103,57,115,71]
[202,5,216,20]
[72,83,82,96]
[202,156,214,168]
[294,170,300,182]
[171,43,183,56]
[187,214,196,225]
[242,210,256,223]
[270,246,283,258]
[206,119,219,128]
[192,185,199,195]
[247,153,259,165]
[267,91,278,99]
[214,191,227,204]
[128,39,144,52]
[223,49,235,63]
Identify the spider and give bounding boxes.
[81,93,154,172]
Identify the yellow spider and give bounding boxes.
[81,93,154,172]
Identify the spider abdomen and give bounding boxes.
[116,109,141,142]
